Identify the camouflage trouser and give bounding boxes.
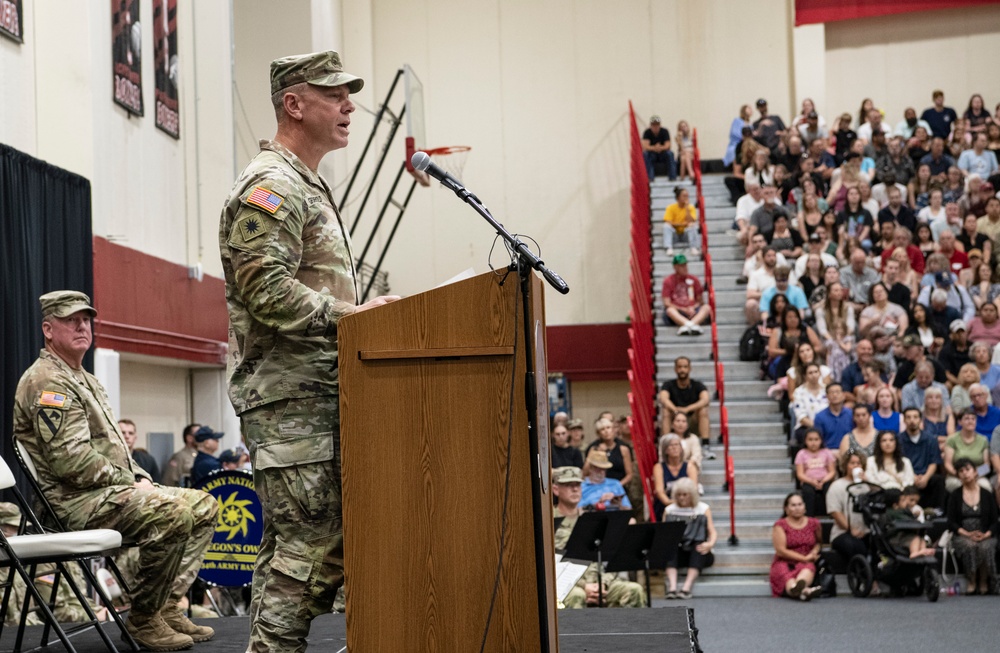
[562,578,646,609]
[81,485,218,615]
[242,396,343,653]
[3,562,100,626]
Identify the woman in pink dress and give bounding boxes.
[770,492,822,600]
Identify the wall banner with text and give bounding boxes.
[153,0,179,138]
[0,0,23,43]
[112,0,143,116]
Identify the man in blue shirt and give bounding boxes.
[919,138,955,180]
[899,408,944,509]
[813,383,853,450]
[580,450,631,510]
[760,266,808,322]
[920,90,957,140]
[969,384,1000,441]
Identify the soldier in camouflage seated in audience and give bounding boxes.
[552,467,645,608]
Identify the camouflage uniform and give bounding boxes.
[554,514,646,609]
[12,349,219,617]
[220,51,363,653]
[161,446,197,487]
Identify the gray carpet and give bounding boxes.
[673,595,999,652]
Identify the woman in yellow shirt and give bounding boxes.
[663,187,700,257]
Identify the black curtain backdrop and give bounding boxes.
[0,143,93,496]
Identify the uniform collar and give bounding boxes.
[259,139,325,189]
[39,348,80,373]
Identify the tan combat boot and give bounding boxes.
[162,602,215,642]
[124,611,194,651]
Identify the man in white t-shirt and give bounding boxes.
[741,233,787,284]
[734,183,764,246]
[745,247,779,324]
[856,108,889,144]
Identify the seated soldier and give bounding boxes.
[13,291,219,651]
[552,467,645,608]
[189,426,224,487]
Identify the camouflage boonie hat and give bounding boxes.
[553,467,583,484]
[270,51,364,95]
[39,290,97,319]
[0,502,22,528]
[566,418,584,430]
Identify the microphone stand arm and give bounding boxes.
[438,178,570,295]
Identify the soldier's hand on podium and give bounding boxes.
[355,295,402,313]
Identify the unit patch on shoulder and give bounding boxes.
[37,408,64,440]
[238,214,270,242]
[246,186,284,214]
[39,391,67,408]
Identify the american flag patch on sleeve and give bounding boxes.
[39,391,67,407]
[246,187,285,214]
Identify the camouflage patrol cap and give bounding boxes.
[39,290,97,319]
[270,51,364,96]
[566,418,584,430]
[0,502,22,528]
[553,467,584,484]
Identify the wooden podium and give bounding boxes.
[338,271,558,652]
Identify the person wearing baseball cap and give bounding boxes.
[661,252,710,336]
[641,113,676,181]
[894,332,948,394]
[938,319,971,387]
[552,467,645,608]
[753,97,787,153]
[13,292,219,649]
[189,426,224,487]
[221,49,403,651]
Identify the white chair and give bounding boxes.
[0,454,133,652]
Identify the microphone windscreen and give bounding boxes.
[411,151,431,172]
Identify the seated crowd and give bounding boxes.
[725,91,1000,597]
[550,402,719,602]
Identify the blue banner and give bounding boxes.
[194,469,263,588]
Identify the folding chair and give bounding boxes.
[0,455,136,653]
[14,442,137,603]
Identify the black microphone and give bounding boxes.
[411,151,463,188]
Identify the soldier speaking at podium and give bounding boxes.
[219,51,399,652]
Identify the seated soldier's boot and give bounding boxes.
[162,602,215,642]
[124,611,194,651]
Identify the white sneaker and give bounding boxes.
[677,323,691,336]
[689,322,704,335]
[666,248,675,256]
[689,248,701,257]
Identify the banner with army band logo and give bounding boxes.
[112,0,143,116]
[153,0,179,138]
[0,0,23,43]
[194,470,263,588]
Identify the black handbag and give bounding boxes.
[679,515,708,551]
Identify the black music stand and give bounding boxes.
[562,511,631,607]
[605,522,686,607]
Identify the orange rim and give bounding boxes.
[422,146,471,157]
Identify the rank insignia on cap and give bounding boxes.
[39,391,67,408]
[238,215,269,242]
[246,186,284,214]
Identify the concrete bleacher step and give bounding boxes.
[648,173,791,597]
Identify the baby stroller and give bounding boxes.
[845,483,942,601]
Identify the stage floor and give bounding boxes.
[0,608,697,652]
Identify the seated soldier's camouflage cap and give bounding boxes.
[553,467,584,484]
[39,290,97,319]
[270,51,364,96]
